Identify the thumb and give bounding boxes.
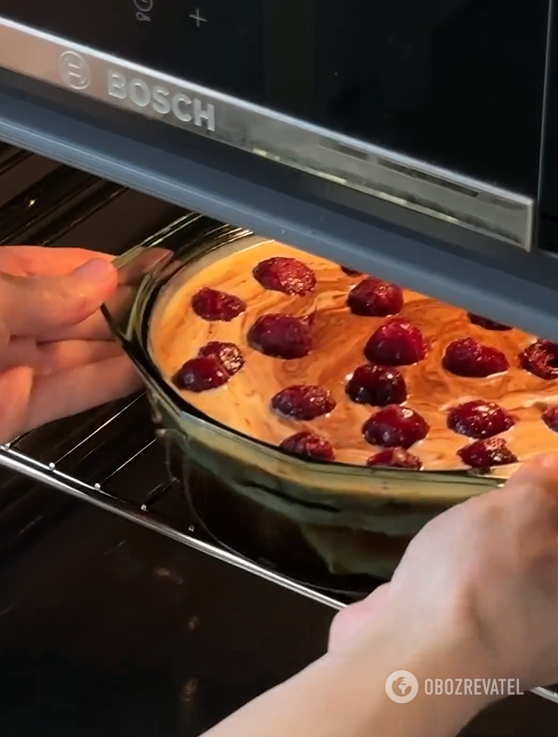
[496,452,558,531]
[0,258,117,339]
[503,452,558,492]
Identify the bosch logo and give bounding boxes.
[107,70,216,131]
[60,51,91,90]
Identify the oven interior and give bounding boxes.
[0,145,558,734]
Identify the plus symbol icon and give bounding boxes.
[189,8,207,27]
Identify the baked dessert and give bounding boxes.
[149,238,558,478]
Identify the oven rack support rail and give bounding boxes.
[0,445,556,706]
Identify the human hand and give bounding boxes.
[329,453,558,693]
[0,246,142,444]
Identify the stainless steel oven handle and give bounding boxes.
[0,444,556,706]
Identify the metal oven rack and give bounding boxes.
[0,419,344,612]
[0,145,556,705]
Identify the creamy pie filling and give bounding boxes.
[149,240,558,476]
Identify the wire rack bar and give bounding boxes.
[0,445,556,705]
[0,445,342,610]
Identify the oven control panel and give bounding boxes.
[1,1,266,98]
[0,0,551,254]
[0,0,549,193]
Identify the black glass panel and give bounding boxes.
[539,1,558,253]
[1,0,549,193]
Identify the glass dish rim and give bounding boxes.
[102,214,507,503]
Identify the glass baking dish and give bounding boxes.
[103,213,502,594]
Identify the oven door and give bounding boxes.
[0,0,549,251]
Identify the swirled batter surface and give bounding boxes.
[150,239,558,476]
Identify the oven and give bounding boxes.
[2,3,558,340]
[1,3,558,732]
